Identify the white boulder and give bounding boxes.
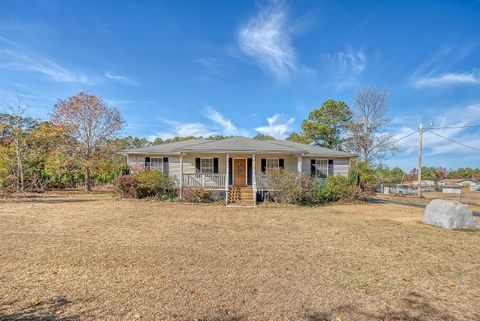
[424,199,478,229]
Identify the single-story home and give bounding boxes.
[438,179,478,191]
[120,136,357,206]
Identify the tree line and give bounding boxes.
[1,89,478,193]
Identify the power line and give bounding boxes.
[425,125,480,130]
[393,130,418,142]
[425,129,480,153]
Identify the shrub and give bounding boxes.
[116,175,138,198]
[265,168,317,205]
[340,185,365,202]
[182,187,214,203]
[315,176,351,204]
[134,170,176,199]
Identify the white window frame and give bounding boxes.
[266,158,280,169]
[150,157,164,172]
[314,159,328,178]
[200,157,214,174]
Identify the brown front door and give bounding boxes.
[233,159,247,187]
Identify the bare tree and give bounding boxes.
[1,99,36,191]
[51,92,124,191]
[345,87,397,166]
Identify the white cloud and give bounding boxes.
[104,72,139,85]
[0,37,92,84]
[150,108,250,140]
[237,1,297,80]
[256,114,294,139]
[204,107,249,136]
[322,47,366,89]
[413,71,480,88]
[151,118,217,140]
[392,103,480,157]
[410,46,479,88]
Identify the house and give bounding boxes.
[438,179,478,191]
[120,136,357,206]
[403,180,435,187]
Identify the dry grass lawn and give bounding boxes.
[0,192,479,321]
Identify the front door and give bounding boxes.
[233,159,247,187]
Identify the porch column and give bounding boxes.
[252,154,256,207]
[297,154,303,174]
[179,152,183,199]
[225,153,229,205]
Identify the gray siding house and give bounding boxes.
[120,136,357,206]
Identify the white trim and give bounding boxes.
[232,157,248,187]
[266,158,280,170]
[199,157,214,174]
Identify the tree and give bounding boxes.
[345,87,397,166]
[253,134,276,140]
[300,99,352,149]
[51,92,124,191]
[286,132,313,144]
[1,100,38,191]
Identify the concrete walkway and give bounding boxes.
[368,197,480,217]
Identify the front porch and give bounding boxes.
[177,153,307,207]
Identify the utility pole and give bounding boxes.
[417,123,423,197]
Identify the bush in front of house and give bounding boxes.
[116,170,177,200]
[181,187,214,203]
[135,170,176,199]
[315,176,351,203]
[116,175,139,198]
[265,168,317,205]
[316,176,368,203]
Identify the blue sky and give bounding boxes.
[1,0,480,170]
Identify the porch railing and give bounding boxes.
[182,173,226,189]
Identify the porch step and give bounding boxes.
[227,187,254,206]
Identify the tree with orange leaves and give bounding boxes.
[51,92,124,191]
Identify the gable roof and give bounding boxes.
[120,136,357,157]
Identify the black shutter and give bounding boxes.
[213,158,219,174]
[247,158,252,185]
[310,159,315,177]
[328,159,334,176]
[145,157,150,167]
[163,157,169,175]
[195,158,200,173]
[279,159,284,169]
[228,158,233,185]
[261,159,266,173]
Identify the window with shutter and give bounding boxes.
[200,158,214,173]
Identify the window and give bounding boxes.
[314,159,328,178]
[200,158,213,173]
[150,157,163,172]
[266,158,279,169]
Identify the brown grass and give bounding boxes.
[0,193,479,321]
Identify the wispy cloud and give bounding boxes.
[322,47,367,89]
[150,108,250,139]
[193,58,225,74]
[256,114,294,139]
[204,107,249,136]
[392,103,480,157]
[0,36,92,84]
[413,71,480,88]
[237,1,297,80]
[104,72,139,85]
[410,45,479,88]
[150,118,217,140]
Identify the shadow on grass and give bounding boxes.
[0,297,78,321]
[305,291,463,321]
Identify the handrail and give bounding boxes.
[182,173,226,188]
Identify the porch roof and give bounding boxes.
[120,136,357,158]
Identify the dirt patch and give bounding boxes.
[0,193,479,320]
